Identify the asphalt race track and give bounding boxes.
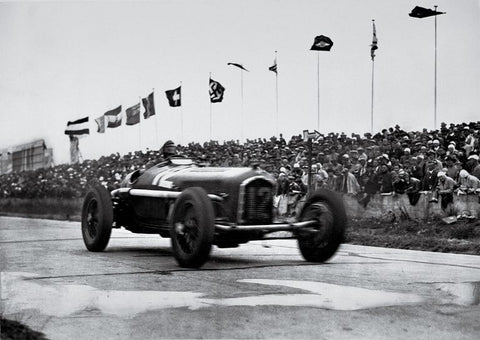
[1,216,480,339]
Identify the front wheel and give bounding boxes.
[81,185,113,252]
[297,189,346,262]
[170,187,214,268]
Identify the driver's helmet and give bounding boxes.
[161,140,176,158]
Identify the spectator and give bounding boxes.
[458,169,480,194]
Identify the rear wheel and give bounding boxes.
[81,185,113,252]
[170,187,214,268]
[297,189,346,262]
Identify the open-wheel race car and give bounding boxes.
[81,158,347,268]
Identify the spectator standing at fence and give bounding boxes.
[431,171,457,210]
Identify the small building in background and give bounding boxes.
[0,139,53,175]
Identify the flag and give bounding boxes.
[142,92,156,119]
[310,35,333,51]
[64,116,89,136]
[371,20,378,61]
[95,115,105,133]
[269,57,277,74]
[105,105,122,128]
[228,63,249,72]
[409,6,445,18]
[165,86,181,107]
[209,78,225,103]
[126,103,141,125]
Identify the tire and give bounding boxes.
[170,187,215,268]
[297,189,346,263]
[81,185,113,252]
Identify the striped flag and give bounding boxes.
[95,115,106,133]
[371,20,378,61]
[105,106,122,128]
[126,103,141,125]
[64,116,89,136]
[142,92,156,119]
[209,78,225,103]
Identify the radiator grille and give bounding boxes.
[242,180,273,224]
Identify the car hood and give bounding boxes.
[126,164,275,193]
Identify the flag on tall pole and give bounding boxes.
[370,20,378,134]
[409,5,446,130]
[105,106,122,128]
[310,35,333,132]
[142,92,156,119]
[64,116,89,136]
[228,62,248,140]
[126,103,141,125]
[209,78,225,103]
[409,6,445,18]
[165,86,181,107]
[227,63,249,72]
[310,35,333,51]
[370,20,378,61]
[270,51,279,136]
[268,55,277,74]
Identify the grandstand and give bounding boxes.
[0,139,53,175]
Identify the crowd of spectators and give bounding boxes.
[1,122,479,214]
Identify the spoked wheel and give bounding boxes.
[297,189,346,263]
[81,185,113,252]
[170,187,214,268]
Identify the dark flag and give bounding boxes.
[105,105,122,128]
[409,6,445,18]
[209,78,225,103]
[310,35,333,51]
[142,92,156,119]
[269,57,277,74]
[165,86,181,107]
[228,63,249,72]
[371,20,378,61]
[126,103,141,125]
[64,116,89,135]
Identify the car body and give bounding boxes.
[81,158,347,268]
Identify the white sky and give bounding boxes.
[1,0,479,164]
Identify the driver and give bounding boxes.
[145,140,178,169]
[161,140,177,160]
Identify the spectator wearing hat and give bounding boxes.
[465,154,480,179]
[458,169,480,194]
[464,129,477,157]
[431,171,457,210]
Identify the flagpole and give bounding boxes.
[180,81,184,144]
[371,58,375,134]
[241,69,244,141]
[275,51,279,136]
[317,52,320,132]
[434,5,438,130]
[138,96,142,151]
[153,88,159,147]
[209,73,212,141]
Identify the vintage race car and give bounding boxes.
[81,158,347,268]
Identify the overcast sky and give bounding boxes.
[1,0,479,164]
